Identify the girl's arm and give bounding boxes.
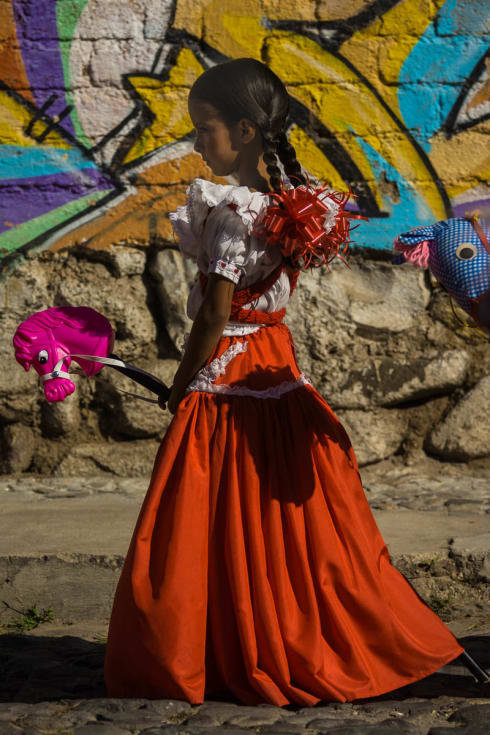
[163,273,235,413]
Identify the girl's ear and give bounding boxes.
[392,225,435,268]
[238,118,258,145]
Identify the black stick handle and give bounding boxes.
[108,354,171,401]
[459,651,490,683]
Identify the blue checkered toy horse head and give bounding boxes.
[393,215,490,333]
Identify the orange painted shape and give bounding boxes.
[49,154,228,253]
[0,4,33,102]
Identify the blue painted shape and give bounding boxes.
[353,137,434,250]
[0,146,97,180]
[392,85,446,151]
[398,0,490,141]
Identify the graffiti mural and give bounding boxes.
[0,0,488,273]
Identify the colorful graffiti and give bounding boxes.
[0,0,488,273]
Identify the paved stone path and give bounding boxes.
[0,461,489,733]
[1,456,489,513]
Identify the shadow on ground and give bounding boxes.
[0,633,488,704]
[0,633,106,702]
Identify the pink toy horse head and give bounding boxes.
[13,306,114,402]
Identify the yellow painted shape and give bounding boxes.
[219,12,265,58]
[267,32,447,219]
[264,0,374,21]
[173,0,204,37]
[288,125,346,190]
[429,123,490,199]
[340,0,445,113]
[124,48,204,165]
[0,90,70,148]
[317,1,372,20]
[262,0,317,21]
[174,0,264,59]
[202,0,264,59]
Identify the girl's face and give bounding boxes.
[188,99,244,177]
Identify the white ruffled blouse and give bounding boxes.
[169,178,291,335]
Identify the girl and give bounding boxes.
[104,58,467,706]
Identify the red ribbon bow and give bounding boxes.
[253,180,367,270]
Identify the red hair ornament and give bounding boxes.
[253,181,366,270]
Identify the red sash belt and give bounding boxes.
[199,263,299,326]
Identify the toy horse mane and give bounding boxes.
[393,238,431,267]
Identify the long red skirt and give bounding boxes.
[104,323,464,706]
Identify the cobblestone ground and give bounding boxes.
[0,460,489,734]
[0,625,489,735]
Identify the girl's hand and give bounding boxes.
[159,385,185,414]
[167,386,184,414]
[158,389,169,412]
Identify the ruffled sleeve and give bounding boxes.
[169,178,270,285]
[202,204,253,285]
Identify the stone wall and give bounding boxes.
[0,0,489,475]
[1,244,489,476]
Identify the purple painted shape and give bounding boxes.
[11,0,75,137]
[0,168,114,234]
[452,198,490,219]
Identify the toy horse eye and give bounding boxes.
[37,349,49,364]
[456,243,477,260]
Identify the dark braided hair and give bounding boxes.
[276,131,306,188]
[262,132,283,193]
[189,58,305,193]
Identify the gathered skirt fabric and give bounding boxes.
[104,323,464,706]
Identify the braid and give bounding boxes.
[276,132,306,188]
[267,132,308,271]
[262,133,283,193]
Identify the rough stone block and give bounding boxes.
[0,423,35,473]
[447,704,490,728]
[93,358,178,438]
[450,533,490,582]
[87,38,161,87]
[144,0,173,38]
[55,258,157,360]
[74,0,147,40]
[150,248,198,351]
[0,554,122,625]
[106,245,147,277]
[71,85,135,140]
[326,350,469,410]
[55,439,160,477]
[41,375,81,437]
[0,261,51,400]
[337,408,409,465]
[336,262,431,334]
[427,375,490,460]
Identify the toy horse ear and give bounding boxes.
[392,225,435,268]
[15,355,30,371]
